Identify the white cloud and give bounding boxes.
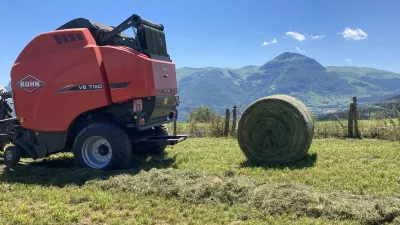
[310,35,325,39]
[285,31,306,41]
[262,38,278,46]
[346,58,352,62]
[296,47,306,53]
[339,27,368,40]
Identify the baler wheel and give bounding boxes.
[3,145,21,167]
[73,123,132,170]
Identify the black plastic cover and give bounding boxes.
[57,18,131,37]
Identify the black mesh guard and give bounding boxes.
[138,24,168,57]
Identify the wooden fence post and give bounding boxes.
[348,103,354,138]
[173,120,177,136]
[224,108,230,137]
[231,105,237,137]
[353,97,361,139]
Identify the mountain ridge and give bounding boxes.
[176,52,400,120]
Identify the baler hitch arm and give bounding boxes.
[102,14,163,43]
[100,14,168,58]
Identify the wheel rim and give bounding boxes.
[5,150,12,161]
[82,136,112,168]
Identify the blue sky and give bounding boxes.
[0,0,399,86]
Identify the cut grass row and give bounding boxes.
[0,138,399,224]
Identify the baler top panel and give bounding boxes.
[55,15,170,61]
[56,18,131,38]
[56,18,137,50]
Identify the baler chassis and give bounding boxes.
[2,13,189,170]
[0,93,187,169]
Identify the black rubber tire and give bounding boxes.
[237,94,314,164]
[73,123,132,170]
[3,145,21,167]
[148,125,169,154]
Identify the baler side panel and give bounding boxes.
[100,46,177,104]
[100,46,154,103]
[11,29,111,132]
[142,59,178,124]
[149,59,177,95]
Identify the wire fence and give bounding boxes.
[178,104,246,119]
[182,101,399,116]
[178,95,400,121]
[171,105,400,141]
[172,96,400,140]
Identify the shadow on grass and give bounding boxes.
[0,151,176,187]
[240,153,318,170]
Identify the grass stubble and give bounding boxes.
[0,138,398,224]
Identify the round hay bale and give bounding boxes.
[237,94,314,164]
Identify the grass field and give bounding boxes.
[0,138,399,224]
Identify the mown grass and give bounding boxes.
[0,138,399,224]
[168,139,400,197]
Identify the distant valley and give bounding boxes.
[176,52,400,120]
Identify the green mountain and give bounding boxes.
[177,52,400,120]
[317,94,400,121]
[326,66,400,99]
[176,66,260,81]
[326,66,400,79]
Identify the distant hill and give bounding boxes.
[326,66,400,79]
[176,66,261,81]
[177,52,400,120]
[326,66,400,94]
[317,94,400,121]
